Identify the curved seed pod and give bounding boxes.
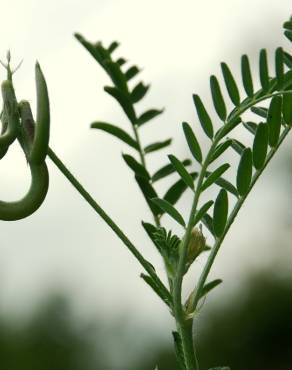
[18,100,35,159]
[0,80,19,149]
[0,101,50,221]
[0,110,9,159]
[0,162,49,221]
[29,62,50,164]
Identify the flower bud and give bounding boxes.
[185,226,206,273]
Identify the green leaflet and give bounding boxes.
[103,60,128,93]
[241,54,254,97]
[284,30,292,42]
[116,57,127,66]
[122,154,150,179]
[275,47,284,88]
[91,122,139,150]
[125,65,140,80]
[221,62,240,106]
[243,121,257,135]
[202,213,214,235]
[283,20,292,30]
[209,139,232,163]
[283,92,292,125]
[251,106,268,118]
[283,51,292,68]
[208,367,230,370]
[144,138,172,154]
[267,95,282,147]
[252,123,268,170]
[104,86,137,124]
[210,75,227,121]
[205,171,238,197]
[135,175,160,216]
[152,159,191,182]
[198,279,223,300]
[140,273,172,307]
[107,41,119,53]
[193,200,214,226]
[213,189,228,237]
[201,163,230,191]
[130,82,150,103]
[141,221,161,252]
[172,331,187,370]
[151,198,186,226]
[30,62,50,165]
[259,49,269,91]
[236,148,252,196]
[193,94,214,139]
[138,108,164,126]
[168,154,194,190]
[163,173,198,205]
[182,121,202,163]
[230,138,246,155]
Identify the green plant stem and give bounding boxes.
[132,122,146,168]
[171,89,292,370]
[47,147,170,297]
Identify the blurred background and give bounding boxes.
[0,0,291,369]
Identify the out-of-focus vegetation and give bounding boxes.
[1,271,292,370]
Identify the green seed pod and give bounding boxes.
[0,99,49,221]
[0,162,49,221]
[29,62,50,164]
[0,80,19,149]
[0,110,9,159]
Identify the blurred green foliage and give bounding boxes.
[1,272,292,370]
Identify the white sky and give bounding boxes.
[0,0,291,334]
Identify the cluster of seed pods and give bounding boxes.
[0,57,50,220]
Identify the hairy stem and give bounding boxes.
[47,147,169,297]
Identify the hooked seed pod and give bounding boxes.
[0,80,19,149]
[0,63,50,221]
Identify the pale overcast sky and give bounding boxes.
[0,0,291,332]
